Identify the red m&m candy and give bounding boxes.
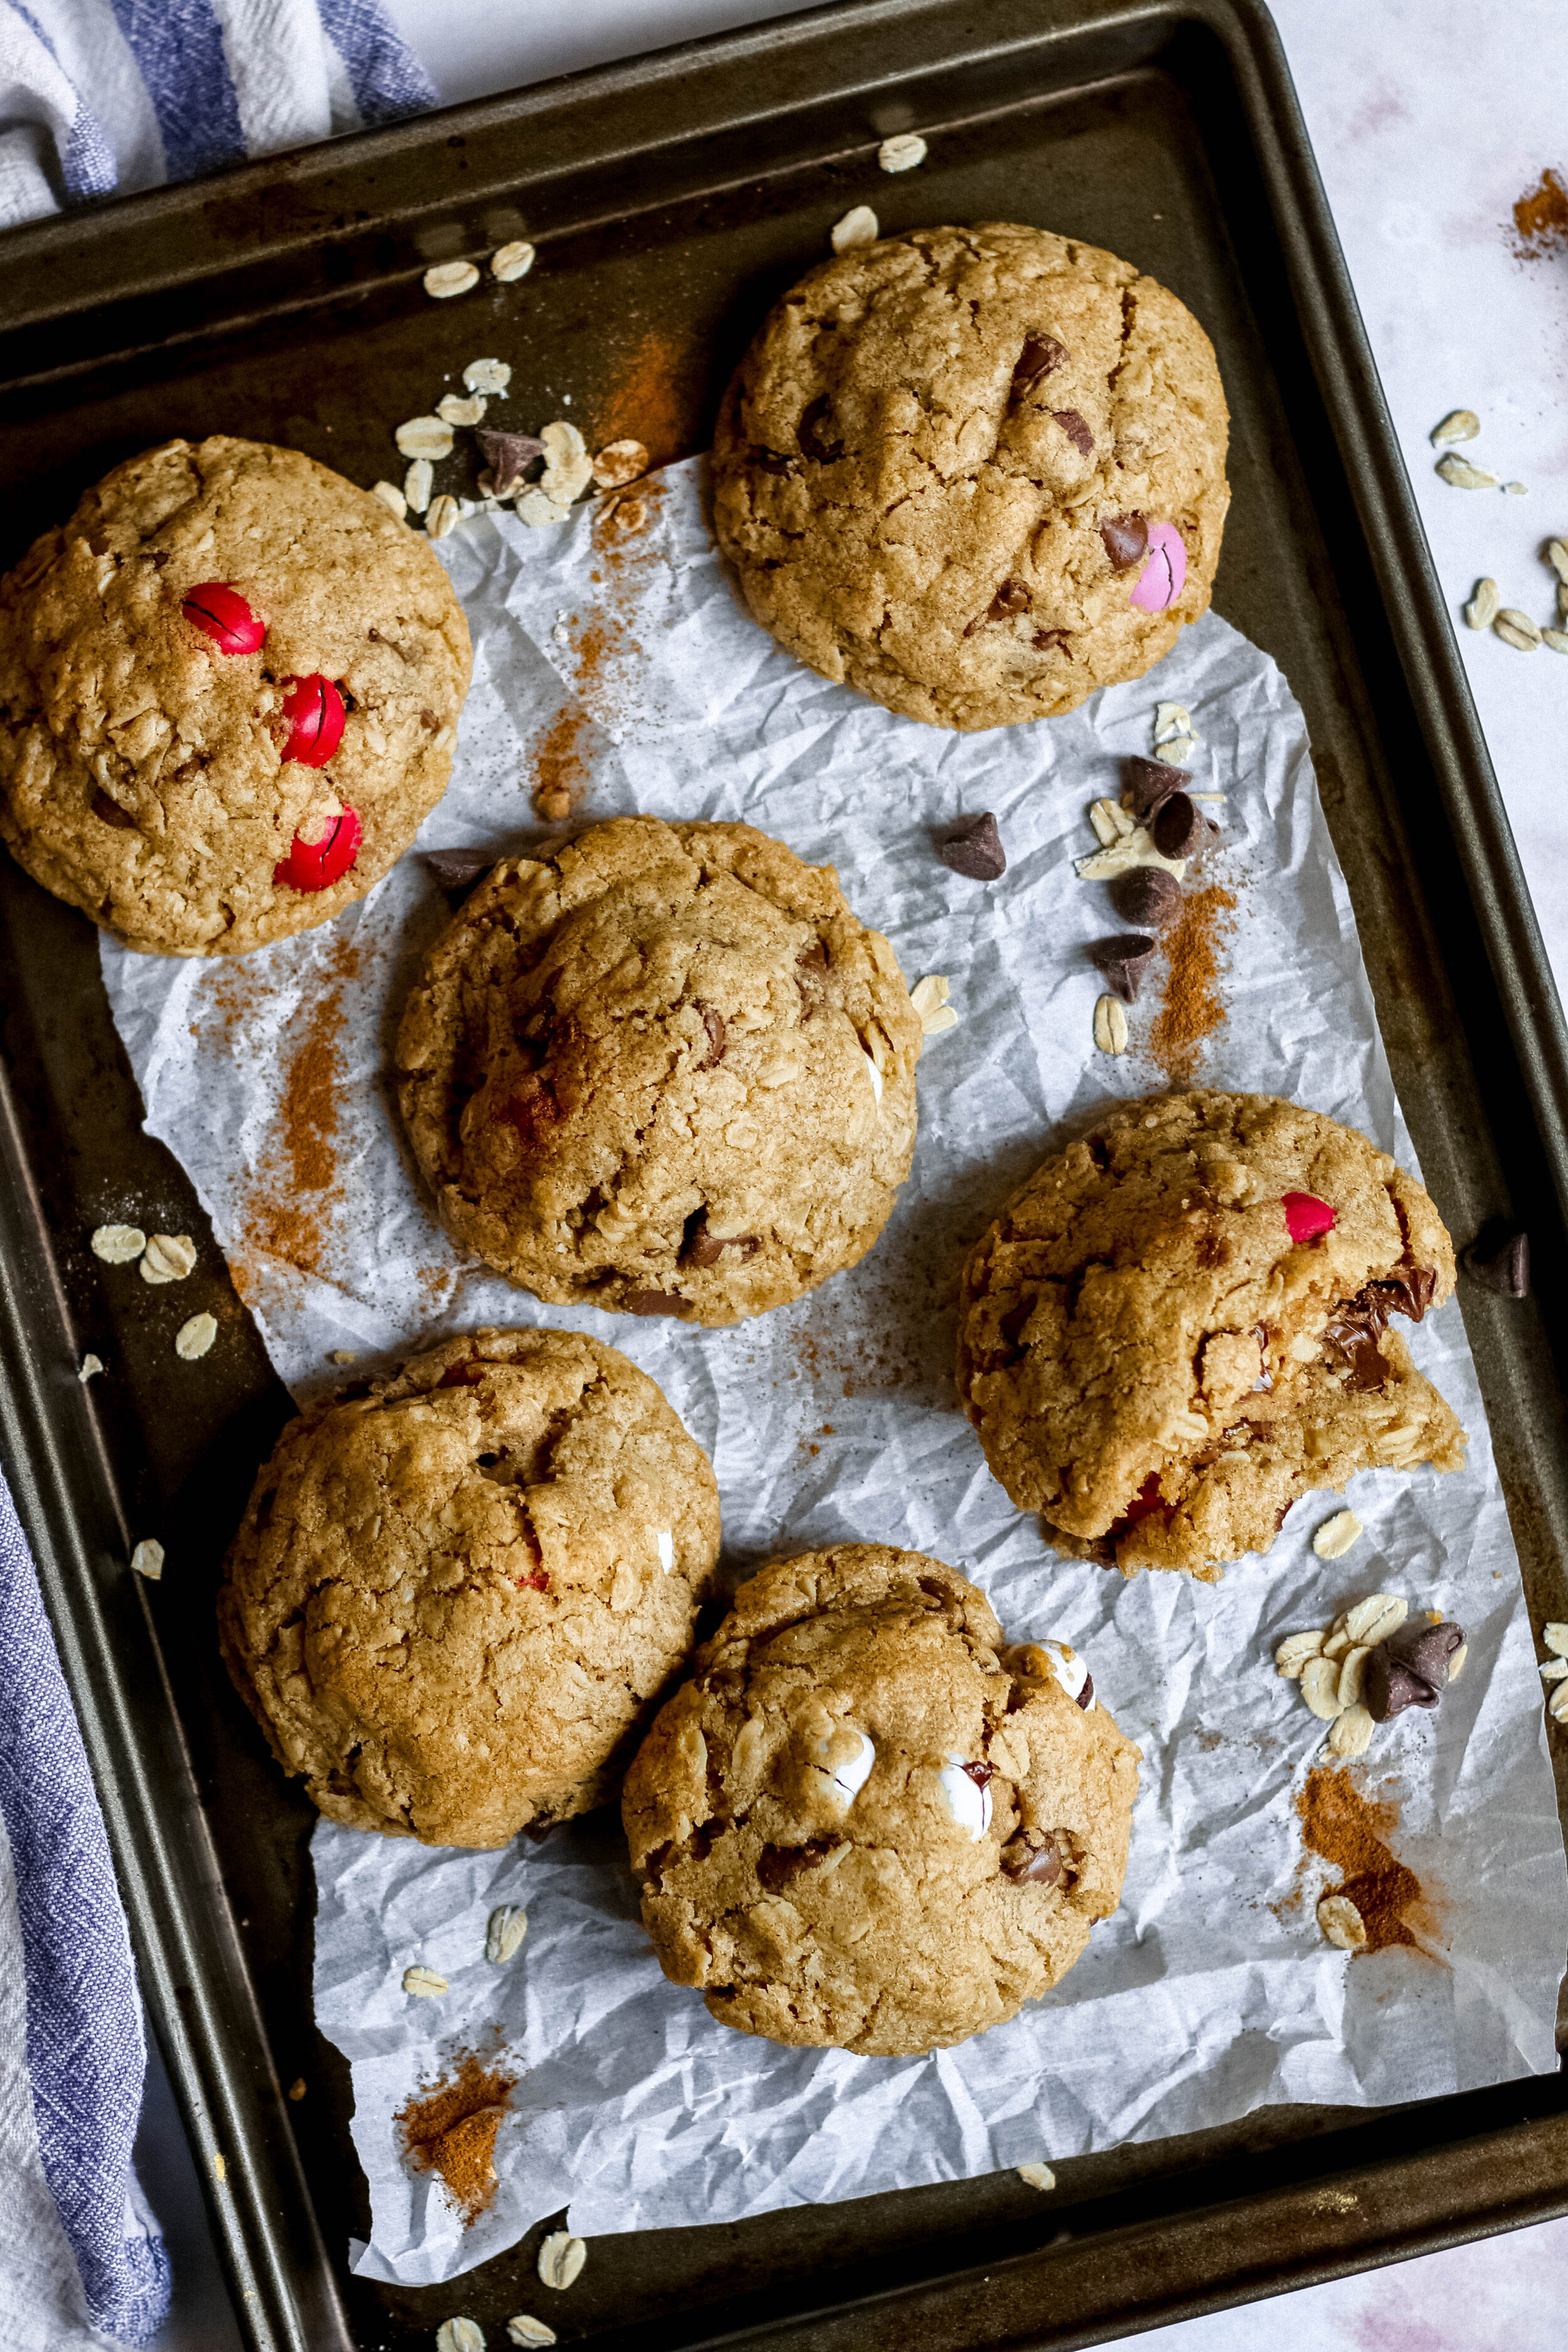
[1282,1190,1335,1242]
[278,674,346,768]
[275,804,362,894]
[182,582,265,655]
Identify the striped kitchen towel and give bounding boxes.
[0,0,438,229]
[0,1461,169,2349]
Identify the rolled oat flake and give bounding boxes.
[91,1223,146,1264]
[424,261,480,300]
[174,1312,217,1361]
[485,1902,528,1963]
[537,2231,586,2291]
[436,2322,486,2352]
[130,1539,164,1581]
[507,2321,557,2348]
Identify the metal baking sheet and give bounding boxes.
[1,2,1567,2347]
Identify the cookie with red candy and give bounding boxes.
[0,435,471,955]
[956,1089,1465,1581]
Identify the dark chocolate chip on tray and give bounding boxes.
[1088,933,1157,1004]
[1122,755,1190,820]
[1461,1230,1530,1296]
[937,812,1007,880]
[423,848,495,902]
[1109,867,1182,930]
[1150,791,1202,858]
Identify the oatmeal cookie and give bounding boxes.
[712,221,1229,729]
[0,436,472,955]
[956,1091,1466,1581]
[218,1327,720,1847]
[623,1544,1138,2054]
[396,816,922,1325]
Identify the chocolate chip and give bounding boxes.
[960,1760,995,1790]
[1122,755,1189,819]
[1010,334,1068,396]
[1001,1830,1063,1885]
[988,576,1033,619]
[91,787,137,830]
[423,847,494,902]
[797,395,842,463]
[1461,1230,1530,1297]
[437,1357,490,1387]
[1388,1620,1465,1690]
[1099,514,1149,571]
[752,448,797,475]
[475,428,544,496]
[1076,1672,1094,1710]
[938,812,1007,880]
[1150,792,1200,858]
[1364,1651,1439,1722]
[1369,1266,1438,1322]
[1032,627,1069,653]
[697,1004,726,1067]
[1108,867,1182,930]
[1087,933,1157,1004]
[686,1217,760,1269]
[756,1841,835,1892]
[623,1289,692,1317]
[797,937,827,970]
[1052,408,1094,455]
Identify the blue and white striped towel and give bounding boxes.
[0,1464,169,2349]
[0,0,437,229]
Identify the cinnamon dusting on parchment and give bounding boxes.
[228,936,359,1293]
[1296,1766,1424,1954]
[396,2049,516,2227]
[1512,167,1568,258]
[532,701,589,819]
[1147,884,1236,1079]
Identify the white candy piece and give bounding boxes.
[1037,1638,1096,1711]
[936,1758,992,1841]
[813,1727,876,1808]
[656,1529,674,1572]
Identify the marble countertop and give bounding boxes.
[154,3,1568,2343]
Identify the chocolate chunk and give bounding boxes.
[1108,867,1182,930]
[1150,792,1200,858]
[1010,334,1068,396]
[687,1219,760,1269]
[624,1289,692,1317]
[1321,1268,1438,1391]
[1001,1830,1063,1885]
[91,787,137,830]
[1052,408,1094,455]
[1320,1315,1387,1391]
[697,1004,726,1067]
[938,812,1007,880]
[988,576,1033,619]
[1364,1651,1440,1722]
[1387,1619,1465,1690]
[1461,1230,1530,1297]
[1122,755,1190,819]
[1032,627,1069,654]
[423,847,494,902]
[960,1759,995,1789]
[1087,932,1157,1004]
[438,1357,490,1387]
[752,448,796,476]
[797,937,827,969]
[797,396,842,463]
[1099,514,1149,571]
[756,1840,835,1892]
[1368,1265,1438,1322]
[475,429,544,496]
[1077,1672,1094,1710]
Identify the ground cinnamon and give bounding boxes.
[396,2050,517,2226]
[591,326,692,469]
[532,701,589,819]
[1513,167,1568,257]
[1147,884,1236,1079]
[1296,1766,1422,1953]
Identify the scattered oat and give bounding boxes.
[537,2232,586,2291]
[1545,539,1568,584]
[491,240,536,282]
[1158,734,1197,764]
[174,1312,217,1361]
[1544,628,1568,654]
[1430,409,1480,446]
[1153,701,1196,754]
[909,974,950,1022]
[438,392,487,427]
[288,2077,307,2100]
[1505,480,1530,497]
[402,1964,448,1998]
[507,2321,557,2348]
[91,1224,146,1264]
[403,457,434,515]
[1495,608,1542,651]
[1436,452,1498,490]
[516,488,571,527]
[1274,1629,1327,1678]
[1317,1892,1368,1951]
[78,1354,103,1382]
[329,1348,357,1365]
[1311,1509,1362,1560]
[212,2153,226,2184]
[464,358,512,396]
[1344,1592,1406,1647]
[140,1232,196,1285]
[1540,1658,1568,1682]
[1545,1623,1568,1656]
[540,420,593,504]
[1300,1655,1345,1720]
[436,2323,485,2352]
[396,416,453,461]
[1448,1642,1468,1683]
[1017,2162,1056,2191]
[1337,1646,1370,1709]
[1463,578,1500,629]
[1093,994,1129,1055]
[1074,825,1186,882]
[130,1539,164,1581]
[831,204,879,252]
[426,494,460,541]
[592,438,650,489]
[424,260,479,300]
[1089,797,1135,846]
[1321,1622,1352,1663]
[485,1904,528,1964]
[1549,1681,1568,1725]
[371,480,407,519]
[878,132,928,171]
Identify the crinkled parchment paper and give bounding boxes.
[99,462,1568,2284]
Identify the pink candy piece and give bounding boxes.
[1283,1191,1336,1243]
[275,804,361,893]
[1130,522,1188,613]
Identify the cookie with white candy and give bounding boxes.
[622,1545,1139,2055]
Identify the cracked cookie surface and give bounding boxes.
[0,435,472,955]
[218,1326,720,1848]
[712,221,1229,730]
[956,1091,1465,1581]
[622,1544,1139,2055]
[396,815,922,1325]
